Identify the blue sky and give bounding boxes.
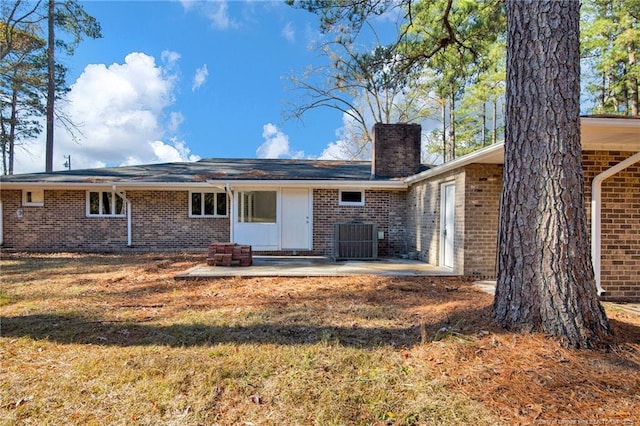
[16,0,386,173]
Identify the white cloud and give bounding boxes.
[282,22,295,43]
[13,51,199,173]
[161,50,181,66]
[167,112,184,133]
[318,140,353,160]
[206,1,232,29]
[319,113,371,160]
[192,64,209,91]
[256,123,304,159]
[179,0,241,30]
[203,1,238,30]
[178,0,196,12]
[149,138,200,163]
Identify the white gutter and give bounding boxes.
[0,179,408,191]
[0,182,222,191]
[113,185,132,247]
[591,151,640,295]
[204,179,407,190]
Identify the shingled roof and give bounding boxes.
[0,158,381,185]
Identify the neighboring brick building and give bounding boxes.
[1,117,638,300]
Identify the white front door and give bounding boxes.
[233,190,279,250]
[281,188,311,250]
[440,182,455,268]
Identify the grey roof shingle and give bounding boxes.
[0,158,380,184]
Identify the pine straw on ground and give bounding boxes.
[1,252,638,425]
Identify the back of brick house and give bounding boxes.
[1,119,638,301]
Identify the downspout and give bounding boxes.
[113,185,132,247]
[204,182,234,243]
[225,183,233,243]
[591,151,640,295]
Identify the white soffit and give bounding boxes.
[581,117,640,151]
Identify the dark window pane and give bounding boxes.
[204,193,215,215]
[341,191,362,203]
[216,192,227,215]
[102,192,112,214]
[115,193,124,215]
[89,192,99,214]
[191,193,202,215]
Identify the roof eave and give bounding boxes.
[0,179,408,191]
[405,143,505,185]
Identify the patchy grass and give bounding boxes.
[1,253,638,425]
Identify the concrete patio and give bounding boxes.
[176,256,456,279]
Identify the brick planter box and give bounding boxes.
[207,243,252,267]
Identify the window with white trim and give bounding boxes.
[190,191,227,217]
[22,189,44,207]
[87,191,126,217]
[237,191,276,223]
[339,190,365,206]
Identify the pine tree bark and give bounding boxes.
[493,0,612,349]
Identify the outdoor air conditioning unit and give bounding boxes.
[333,222,378,260]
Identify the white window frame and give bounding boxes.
[86,190,126,217]
[22,189,44,207]
[189,191,228,218]
[236,190,277,223]
[338,189,365,206]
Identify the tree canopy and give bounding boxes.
[288,0,636,162]
[0,0,101,174]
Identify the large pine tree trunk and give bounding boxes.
[493,0,612,349]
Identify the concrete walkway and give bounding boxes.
[176,256,455,279]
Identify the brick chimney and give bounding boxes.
[372,123,422,178]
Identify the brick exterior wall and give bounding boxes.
[0,189,229,252]
[312,189,406,257]
[405,169,466,273]
[404,152,638,300]
[463,164,503,278]
[372,123,422,178]
[1,187,406,257]
[583,151,640,301]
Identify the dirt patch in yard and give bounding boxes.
[1,252,638,425]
